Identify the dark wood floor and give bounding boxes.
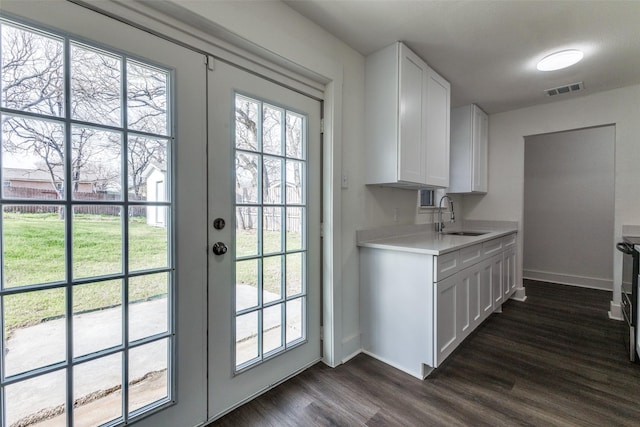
[210,280,640,426]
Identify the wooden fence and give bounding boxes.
[2,187,146,216]
[236,207,302,233]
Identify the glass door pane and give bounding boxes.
[233,95,308,371]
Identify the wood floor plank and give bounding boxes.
[209,280,640,426]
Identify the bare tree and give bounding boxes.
[128,135,166,199]
[1,25,64,117]
[3,116,65,198]
[234,99,306,232]
[127,61,168,135]
[71,43,121,126]
[72,127,121,193]
[235,98,260,208]
[2,24,168,203]
[90,162,120,193]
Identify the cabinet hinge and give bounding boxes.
[320,119,325,134]
[320,326,324,340]
[320,222,324,238]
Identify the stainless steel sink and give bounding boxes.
[443,231,489,236]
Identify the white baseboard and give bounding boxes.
[609,301,623,321]
[341,349,362,363]
[523,269,612,290]
[511,287,528,302]
[361,350,424,380]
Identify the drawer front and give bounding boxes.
[502,233,517,248]
[482,238,503,257]
[435,251,459,281]
[459,243,482,269]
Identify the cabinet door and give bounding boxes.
[457,270,471,338]
[503,247,516,298]
[492,253,504,308]
[435,274,459,366]
[424,68,450,187]
[480,258,493,319]
[463,263,482,331]
[472,106,488,192]
[398,46,426,184]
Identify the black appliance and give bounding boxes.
[616,236,639,362]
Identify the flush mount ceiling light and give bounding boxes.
[536,49,584,71]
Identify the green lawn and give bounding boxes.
[234,229,303,298]
[3,213,168,330]
[2,213,303,331]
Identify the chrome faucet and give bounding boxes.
[435,195,455,233]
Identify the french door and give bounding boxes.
[207,59,322,418]
[0,2,207,427]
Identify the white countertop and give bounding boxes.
[357,221,518,256]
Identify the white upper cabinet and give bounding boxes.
[365,42,451,189]
[424,69,451,188]
[449,104,488,193]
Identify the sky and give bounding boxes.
[3,152,37,169]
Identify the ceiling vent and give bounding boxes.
[544,81,584,96]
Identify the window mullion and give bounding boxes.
[63,34,74,427]
[121,56,130,425]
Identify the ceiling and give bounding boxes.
[283,0,640,114]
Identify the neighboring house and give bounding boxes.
[143,163,167,227]
[3,167,95,193]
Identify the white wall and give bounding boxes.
[523,126,615,290]
[464,84,640,317]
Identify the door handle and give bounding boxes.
[212,242,228,256]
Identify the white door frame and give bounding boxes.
[68,0,346,368]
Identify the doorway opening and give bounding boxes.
[523,125,615,290]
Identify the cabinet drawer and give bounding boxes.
[435,251,459,282]
[482,238,503,257]
[459,243,482,269]
[503,233,516,248]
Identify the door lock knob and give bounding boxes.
[212,242,228,256]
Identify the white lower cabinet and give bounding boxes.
[435,261,484,366]
[360,232,517,379]
[435,274,459,365]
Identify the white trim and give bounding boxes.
[511,287,528,302]
[524,269,613,290]
[321,78,343,367]
[71,0,326,100]
[341,333,361,363]
[609,301,624,321]
[341,349,362,364]
[360,350,426,380]
[65,0,344,366]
